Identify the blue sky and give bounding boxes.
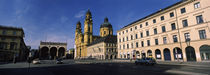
[0,0,180,49]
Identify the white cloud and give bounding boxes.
[74,10,86,18]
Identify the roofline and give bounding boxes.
[117,0,192,32]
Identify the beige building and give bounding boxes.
[87,35,117,60]
[0,25,29,62]
[39,41,67,60]
[117,0,210,62]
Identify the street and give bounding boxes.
[0,61,210,75]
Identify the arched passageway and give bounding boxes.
[173,47,183,60]
[58,47,65,58]
[164,48,171,61]
[50,47,57,60]
[147,50,152,57]
[40,47,49,60]
[200,45,210,61]
[186,46,196,61]
[155,49,161,59]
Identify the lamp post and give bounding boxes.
[186,38,191,46]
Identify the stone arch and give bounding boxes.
[136,51,140,59]
[58,47,65,58]
[200,45,210,61]
[40,47,49,60]
[50,47,57,60]
[186,46,196,61]
[147,50,152,57]
[164,48,171,61]
[155,49,161,59]
[173,47,183,60]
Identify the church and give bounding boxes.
[75,10,117,59]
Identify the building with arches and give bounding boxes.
[39,41,67,60]
[117,0,210,62]
[75,10,117,59]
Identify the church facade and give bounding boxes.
[75,10,117,59]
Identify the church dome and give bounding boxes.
[100,17,112,28]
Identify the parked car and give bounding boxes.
[135,57,156,65]
[56,58,63,64]
[32,58,41,64]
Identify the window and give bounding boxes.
[140,32,143,38]
[2,30,6,35]
[140,24,142,28]
[173,35,178,43]
[131,43,133,48]
[13,31,17,35]
[130,28,132,31]
[141,41,144,47]
[154,28,157,34]
[163,37,167,44]
[196,15,204,24]
[170,12,174,17]
[146,22,148,26]
[182,19,188,27]
[120,45,121,50]
[123,38,125,42]
[123,31,124,34]
[119,39,121,42]
[126,30,128,33]
[155,39,159,45]
[199,30,206,39]
[153,19,156,23]
[171,23,176,30]
[161,16,164,21]
[131,35,133,40]
[181,8,186,14]
[147,40,150,46]
[12,38,16,41]
[123,44,125,49]
[119,33,121,35]
[126,36,128,41]
[184,33,190,41]
[1,37,6,41]
[104,31,106,34]
[146,30,149,36]
[136,42,139,48]
[194,2,200,9]
[135,34,138,39]
[162,26,166,32]
[135,26,137,30]
[127,44,129,49]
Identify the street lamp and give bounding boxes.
[186,38,191,46]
